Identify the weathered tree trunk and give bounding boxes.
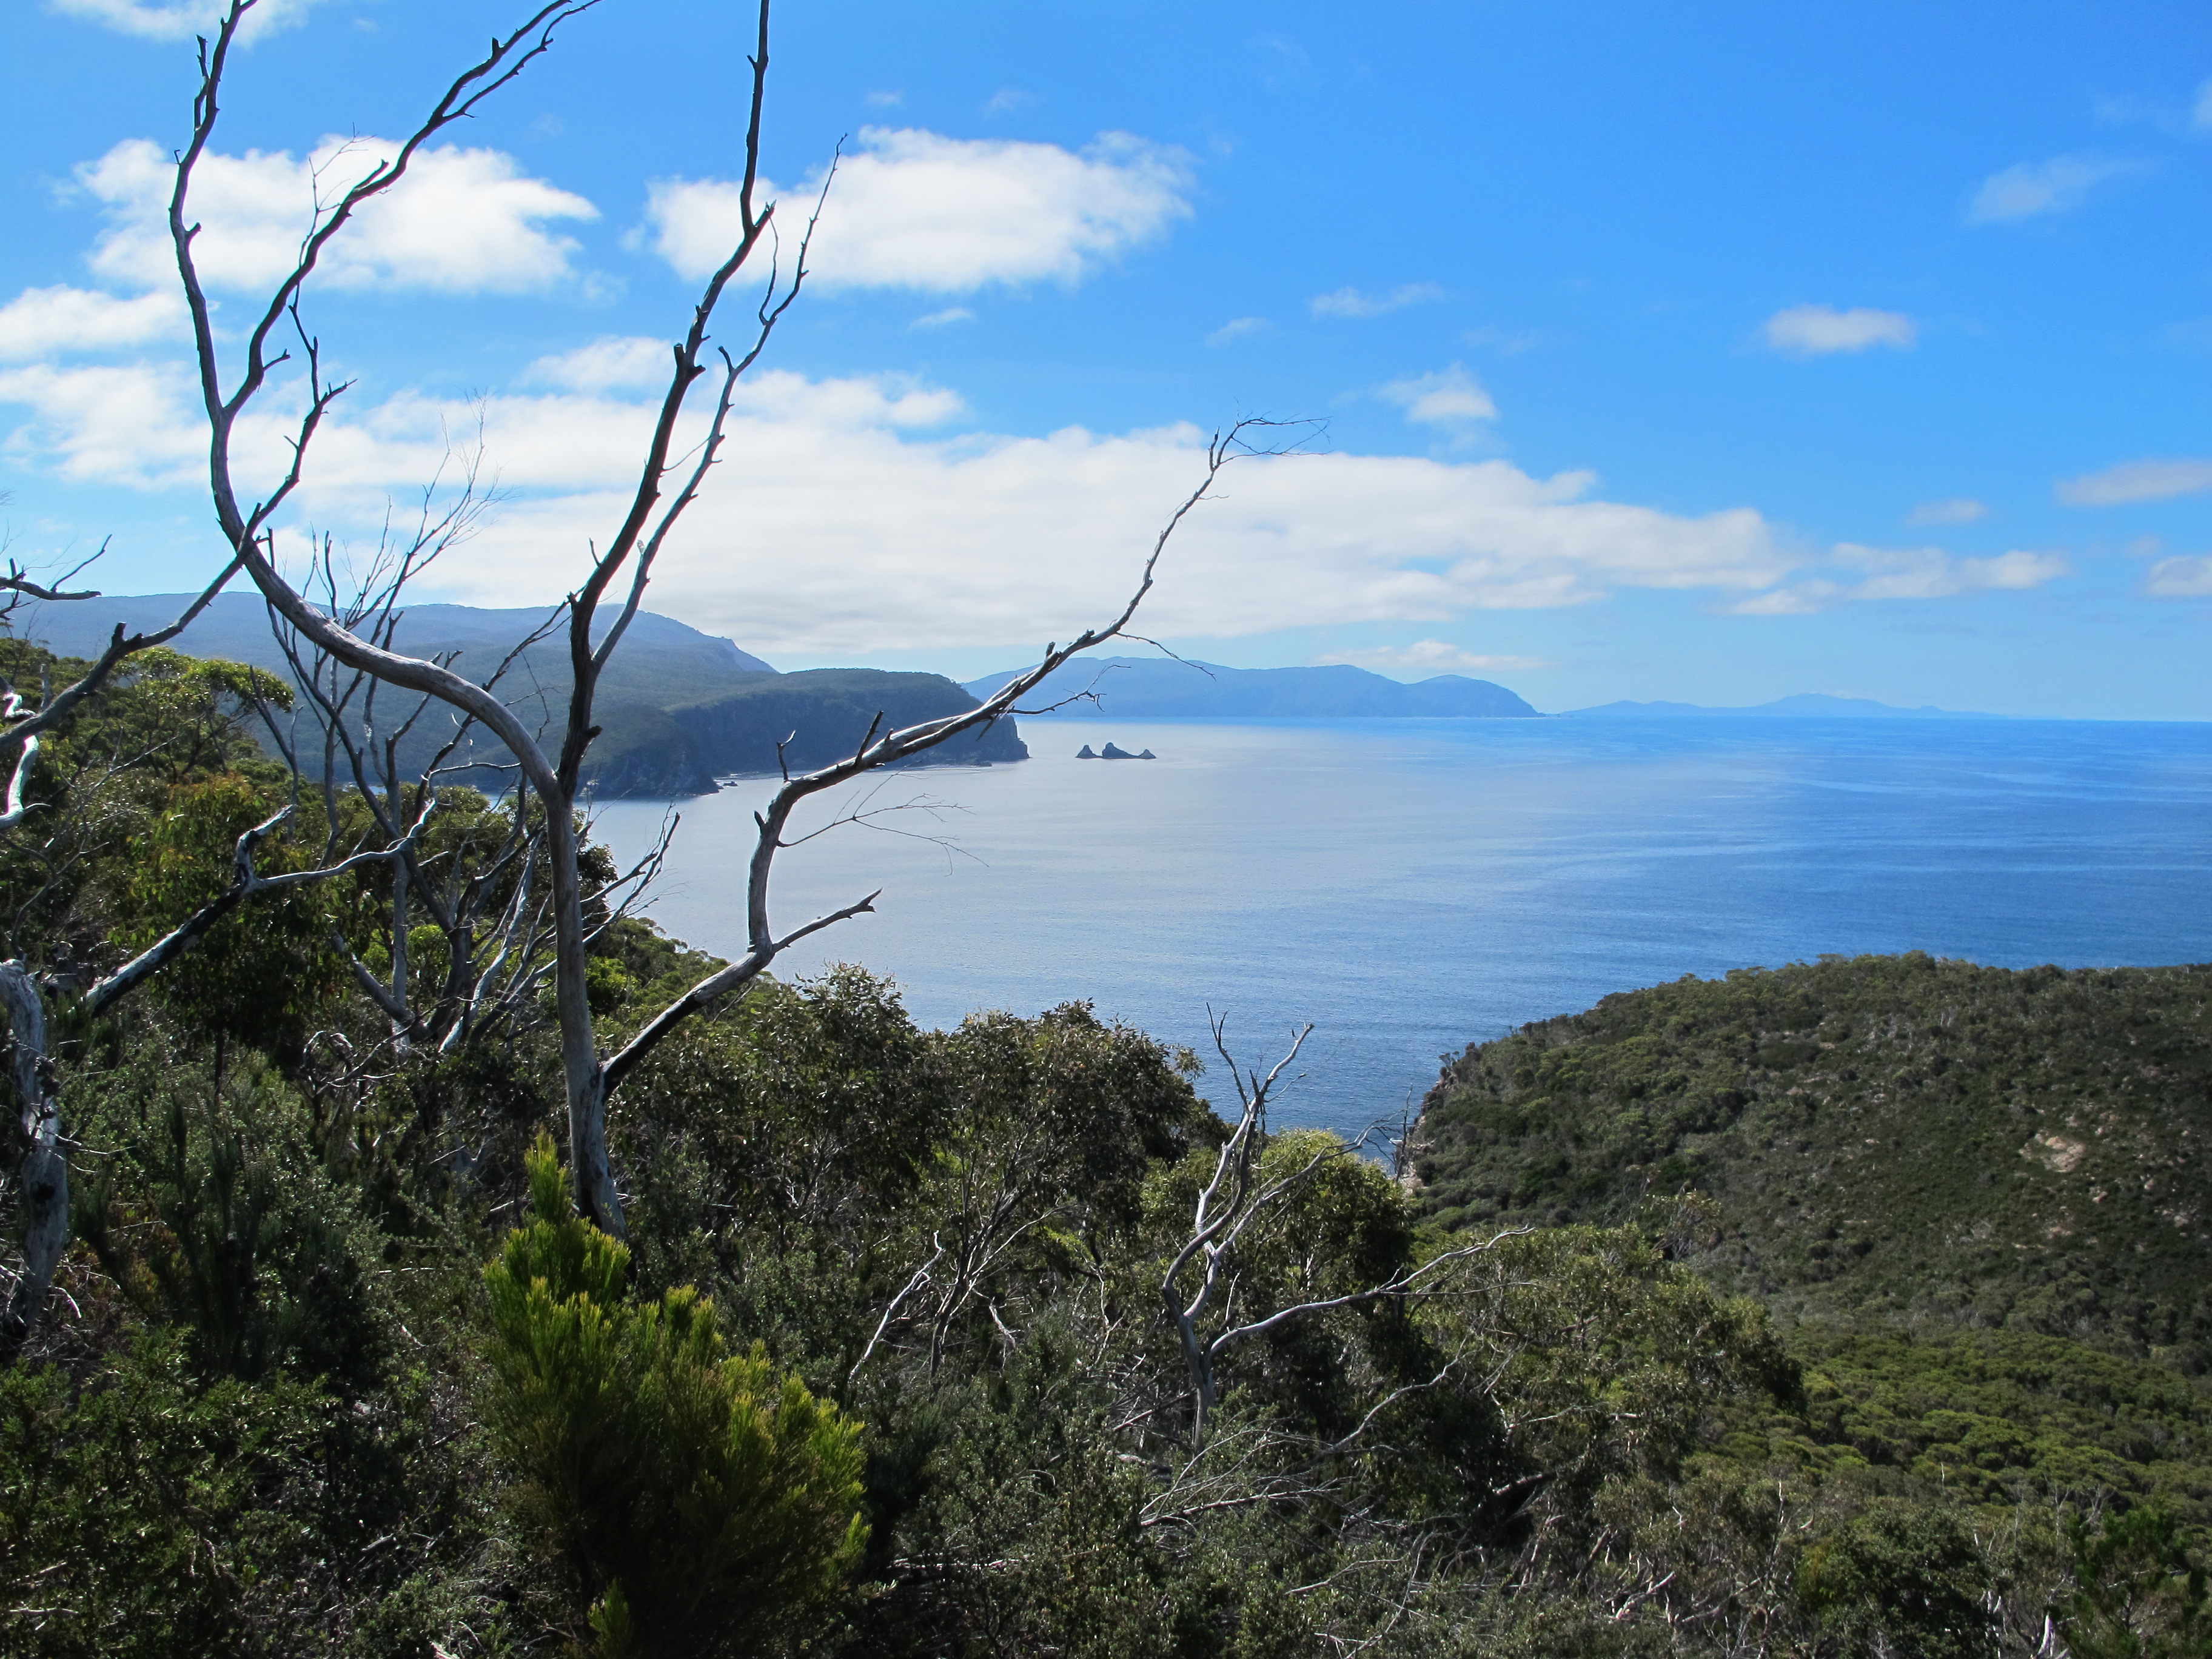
[0,962,64,1364]
[546,803,622,1233]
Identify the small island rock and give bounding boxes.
[1076,744,1098,758]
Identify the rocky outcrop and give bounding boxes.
[1079,742,1158,760]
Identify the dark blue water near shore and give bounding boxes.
[589,717,2212,1135]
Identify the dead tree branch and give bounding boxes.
[170,0,1264,1241]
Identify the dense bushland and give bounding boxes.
[3,642,2208,1655]
[1413,954,2212,1654]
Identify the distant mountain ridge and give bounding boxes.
[14,591,774,708]
[1569,692,1996,720]
[13,593,1020,797]
[962,655,1538,719]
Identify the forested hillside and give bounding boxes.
[3,640,2206,1657]
[1410,953,2212,1655]
[1412,954,2212,1352]
[20,595,1020,799]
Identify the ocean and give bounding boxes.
[587,716,2212,1136]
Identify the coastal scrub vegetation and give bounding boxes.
[2,629,2210,1655]
[4,1,2208,1651]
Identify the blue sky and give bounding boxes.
[2,0,2208,717]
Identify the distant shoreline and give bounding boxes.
[1015,710,2209,728]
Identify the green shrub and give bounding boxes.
[483,1135,867,1657]
[0,1330,328,1659]
[113,773,346,1060]
[71,1048,392,1390]
[2062,1504,2212,1659]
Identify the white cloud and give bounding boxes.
[864,90,904,109]
[984,89,1039,114]
[1205,317,1269,347]
[1311,282,1443,320]
[2147,555,2212,597]
[1761,304,1916,356]
[78,136,597,295]
[0,355,1803,657]
[1843,546,2067,600]
[1727,583,1839,617]
[443,418,1787,654]
[1318,640,1550,676]
[1380,364,1495,426]
[0,360,968,501]
[51,0,323,40]
[1907,497,1988,525]
[1967,154,2143,223]
[0,286,181,361]
[911,307,975,329]
[2194,78,2212,132]
[2056,456,2212,505]
[468,439,1786,655]
[1730,545,2068,613]
[0,361,209,487]
[645,127,1193,293]
[525,336,673,394]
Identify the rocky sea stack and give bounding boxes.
[1079,742,1157,760]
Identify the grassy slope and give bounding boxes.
[1411,953,2212,1356]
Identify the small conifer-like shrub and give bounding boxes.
[484,1135,868,1657]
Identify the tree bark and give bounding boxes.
[0,962,63,1364]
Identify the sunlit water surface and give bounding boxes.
[589,717,2212,1134]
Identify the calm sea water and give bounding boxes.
[588,717,2212,1135]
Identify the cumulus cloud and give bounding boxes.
[1762,304,1915,355]
[2147,555,2212,597]
[1908,497,1988,525]
[0,361,209,488]
[466,437,1789,654]
[0,357,1797,654]
[1311,282,1443,319]
[0,286,181,361]
[1380,364,1496,426]
[645,127,1193,293]
[911,307,974,329]
[2056,456,2212,505]
[1729,545,2068,614]
[1317,640,1550,675]
[78,136,597,295]
[51,0,323,39]
[1967,154,2143,223]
